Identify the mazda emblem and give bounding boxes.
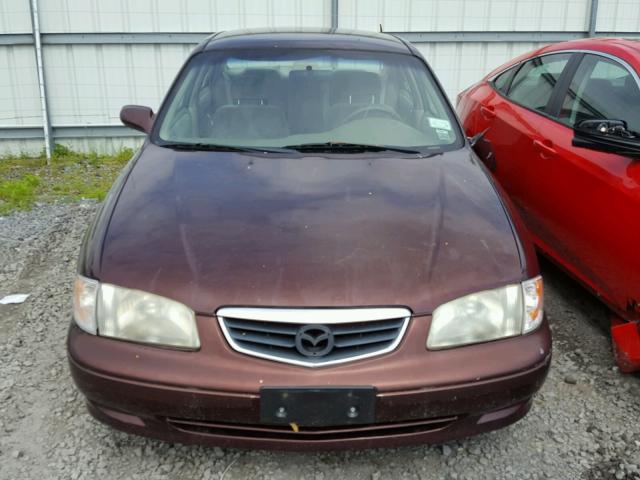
[295,324,335,357]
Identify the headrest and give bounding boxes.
[624,74,639,95]
[330,71,381,104]
[583,78,613,94]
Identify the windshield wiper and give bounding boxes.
[159,142,290,154]
[282,142,422,154]
[161,141,427,155]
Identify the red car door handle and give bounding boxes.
[533,139,556,157]
[480,105,496,119]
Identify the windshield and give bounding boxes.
[153,49,462,152]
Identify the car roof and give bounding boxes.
[541,37,640,56]
[201,28,411,54]
[486,37,640,79]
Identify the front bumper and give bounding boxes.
[67,315,551,450]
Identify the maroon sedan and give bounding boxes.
[68,29,550,450]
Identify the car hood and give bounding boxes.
[96,143,524,315]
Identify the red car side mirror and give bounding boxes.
[120,105,154,134]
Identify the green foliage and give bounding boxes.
[0,174,41,215]
[53,143,75,158]
[0,144,134,215]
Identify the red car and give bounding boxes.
[457,38,640,371]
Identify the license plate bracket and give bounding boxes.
[260,386,376,427]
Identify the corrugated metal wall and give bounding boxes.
[414,43,544,99]
[45,44,194,125]
[338,0,589,31]
[38,0,329,32]
[337,0,587,100]
[598,0,640,31]
[0,0,638,155]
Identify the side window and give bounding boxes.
[507,54,572,112]
[492,66,516,94]
[558,54,640,133]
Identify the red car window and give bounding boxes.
[492,65,517,94]
[558,54,640,133]
[507,54,571,112]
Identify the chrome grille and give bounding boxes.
[217,307,411,367]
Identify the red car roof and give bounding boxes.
[485,37,640,80]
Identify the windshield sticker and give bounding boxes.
[435,129,451,141]
[428,117,452,131]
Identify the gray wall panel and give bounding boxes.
[0,45,42,127]
[2,0,638,154]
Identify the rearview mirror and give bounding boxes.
[120,105,154,134]
[573,118,640,158]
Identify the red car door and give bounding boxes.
[465,53,574,238]
[528,53,640,319]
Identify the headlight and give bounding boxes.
[73,275,99,334]
[72,275,200,349]
[522,276,544,334]
[427,276,543,349]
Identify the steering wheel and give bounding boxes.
[340,104,403,125]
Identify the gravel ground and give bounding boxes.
[1,202,640,480]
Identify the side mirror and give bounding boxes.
[576,118,628,134]
[120,105,154,134]
[468,128,489,148]
[573,118,640,158]
[468,128,497,171]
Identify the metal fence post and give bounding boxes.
[29,0,53,162]
[588,0,599,37]
[331,0,338,29]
